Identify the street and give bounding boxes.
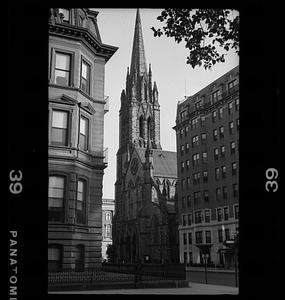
[186,270,238,287]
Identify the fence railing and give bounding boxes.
[48,263,186,289]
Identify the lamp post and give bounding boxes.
[195,244,212,284]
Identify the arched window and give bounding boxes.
[139,115,144,138]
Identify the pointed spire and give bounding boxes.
[130,9,147,78]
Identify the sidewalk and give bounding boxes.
[49,282,239,295]
[186,266,236,273]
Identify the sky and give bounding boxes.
[93,8,239,200]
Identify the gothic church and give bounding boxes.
[113,9,179,264]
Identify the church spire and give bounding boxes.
[130,9,147,79]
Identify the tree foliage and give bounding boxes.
[151,9,239,69]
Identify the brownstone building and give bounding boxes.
[48,8,117,271]
[174,66,239,267]
[113,9,179,264]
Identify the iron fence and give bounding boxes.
[48,263,186,289]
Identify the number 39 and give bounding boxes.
[9,170,23,194]
[265,168,278,192]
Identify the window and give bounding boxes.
[218,229,223,243]
[194,211,203,224]
[79,116,89,151]
[218,107,223,119]
[195,231,203,244]
[219,126,224,139]
[194,191,201,204]
[80,59,91,94]
[51,110,69,146]
[183,233,187,245]
[185,126,189,136]
[75,245,85,271]
[195,100,202,110]
[48,245,62,272]
[186,177,190,189]
[216,187,221,201]
[76,179,87,224]
[193,172,200,185]
[214,148,219,160]
[232,162,237,175]
[224,207,229,221]
[204,209,211,223]
[233,183,238,197]
[180,110,188,121]
[213,129,218,141]
[180,128,184,137]
[236,118,239,131]
[234,205,239,219]
[204,190,209,202]
[225,228,230,240]
[180,145,184,155]
[181,161,185,172]
[229,121,234,135]
[205,231,211,243]
[212,110,217,123]
[188,213,192,225]
[217,208,222,222]
[201,133,207,145]
[186,143,189,153]
[192,153,200,166]
[215,168,220,180]
[186,159,190,169]
[58,8,70,22]
[182,196,186,209]
[230,141,236,154]
[228,79,237,93]
[221,145,225,158]
[187,195,191,207]
[182,215,187,226]
[105,211,112,221]
[181,179,185,190]
[228,101,233,115]
[203,171,208,183]
[188,232,192,245]
[192,135,199,147]
[200,116,206,127]
[223,186,228,200]
[55,52,71,86]
[48,176,65,222]
[221,166,226,179]
[191,118,198,130]
[235,98,239,111]
[202,152,207,163]
[212,89,221,103]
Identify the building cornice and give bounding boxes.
[49,23,118,62]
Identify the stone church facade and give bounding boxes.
[113,9,179,264]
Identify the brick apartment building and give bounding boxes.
[173,66,239,268]
[48,8,117,271]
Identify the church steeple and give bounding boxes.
[130,9,147,79]
[118,9,161,151]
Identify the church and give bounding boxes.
[113,9,179,264]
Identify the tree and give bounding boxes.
[151,9,239,69]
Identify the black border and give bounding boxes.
[6,3,280,299]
